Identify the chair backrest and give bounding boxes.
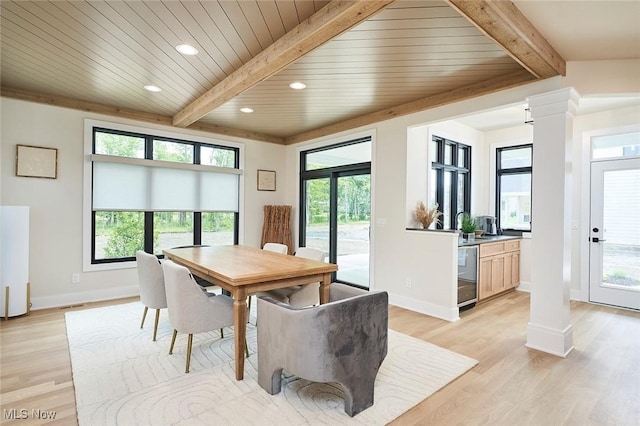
[263,243,288,254]
[294,247,325,262]
[286,247,326,307]
[136,250,167,310]
[258,282,388,383]
[162,260,227,334]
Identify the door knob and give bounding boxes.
[592,227,599,232]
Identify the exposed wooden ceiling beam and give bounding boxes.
[446,0,565,79]
[172,0,395,128]
[1,87,286,145]
[284,69,535,145]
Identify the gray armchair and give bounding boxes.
[257,283,388,417]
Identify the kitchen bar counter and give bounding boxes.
[458,235,521,247]
[404,228,520,247]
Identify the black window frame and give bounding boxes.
[431,136,471,230]
[495,144,533,234]
[91,127,239,264]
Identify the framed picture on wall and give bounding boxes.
[16,144,58,179]
[257,169,276,191]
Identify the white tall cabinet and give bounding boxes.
[1,206,30,319]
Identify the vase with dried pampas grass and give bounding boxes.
[415,201,443,229]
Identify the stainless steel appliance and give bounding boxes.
[475,215,498,235]
[458,246,477,309]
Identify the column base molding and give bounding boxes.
[526,322,574,358]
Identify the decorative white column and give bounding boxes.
[526,88,579,357]
[1,206,30,319]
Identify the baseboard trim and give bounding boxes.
[526,322,574,358]
[515,282,584,302]
[389,293,459,322]
[515,281,530,292]
[31,286,139,311]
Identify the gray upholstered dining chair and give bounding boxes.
[162,259,248,373]
[262,246,326,308]
[136,250,167,342]
[257,283,389,417]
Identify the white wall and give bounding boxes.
[0,98,287,309]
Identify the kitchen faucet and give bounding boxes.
[454,211,467,230]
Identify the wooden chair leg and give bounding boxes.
[169,330,177,354]
[186,334,193,373]
[153,309,161,342]
[140,306,148,329]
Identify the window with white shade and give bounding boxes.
[90,127,240,264]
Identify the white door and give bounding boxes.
[589,158,640,310]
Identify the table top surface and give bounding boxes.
[163,245,337,286]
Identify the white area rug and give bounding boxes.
[65,301,477,425]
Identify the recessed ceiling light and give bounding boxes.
[289,81,306,90]
[144,85,162,92]
[240,107,254,113]
[176,44,198,55]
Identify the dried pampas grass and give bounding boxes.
[415,201,443,229]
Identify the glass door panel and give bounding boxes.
[443,171,452,229]
[303,178,330,256]
[336,174,370,288]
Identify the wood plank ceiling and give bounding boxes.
[0,1,564,145]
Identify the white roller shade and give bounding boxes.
[92,155,239,212]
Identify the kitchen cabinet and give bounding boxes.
[478,240,520,301]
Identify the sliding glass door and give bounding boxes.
[300,138,371,288]
[336,173,370,287]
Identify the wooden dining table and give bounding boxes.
[162,244,338,380]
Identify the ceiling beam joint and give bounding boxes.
[446,0,566,79]
[172,0,395,128]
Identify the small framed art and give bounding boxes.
[257,169,276,191]
[16,144,58,179]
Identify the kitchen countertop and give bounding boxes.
[458,235,521,247]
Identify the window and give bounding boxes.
[91,127,240,264]
[429,136,471,229]
[592,131,640,160]
[496,144,532,232]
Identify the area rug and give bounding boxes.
[65,301,477,425]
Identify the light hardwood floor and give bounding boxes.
[1,291,638,425]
